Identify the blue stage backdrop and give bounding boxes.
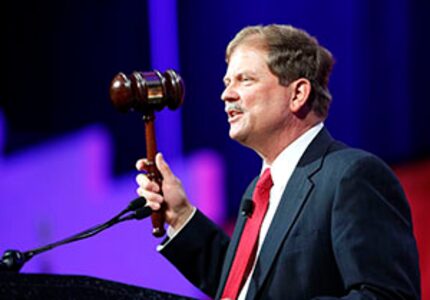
[1,0,429,299]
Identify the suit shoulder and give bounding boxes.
[324,142,395,179]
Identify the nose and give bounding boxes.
[221,84,240,102]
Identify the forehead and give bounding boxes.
[224,45,270,77]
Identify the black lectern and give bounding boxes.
[0,272,195,300]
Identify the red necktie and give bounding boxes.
[222,168,273,299]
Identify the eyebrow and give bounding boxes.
[223,70,258,83]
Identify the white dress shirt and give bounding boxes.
[238,122,323,300]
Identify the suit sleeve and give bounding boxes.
[160,209,230,297]
[313,155,420,299]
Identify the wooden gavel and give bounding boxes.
[109,70,185,237]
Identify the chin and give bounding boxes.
[229,128,241,140]
[229,130,249,145]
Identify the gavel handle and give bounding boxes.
[144,114,166,237]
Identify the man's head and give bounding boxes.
[222,24,334,161]
[226,24,334,118]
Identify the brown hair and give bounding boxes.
[226,24,334,118]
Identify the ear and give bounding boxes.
[288,78,311,113]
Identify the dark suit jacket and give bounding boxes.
[161,129,421,299]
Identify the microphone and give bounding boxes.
[0,250,26,272]
[241,199,254,217]
[0,197,152,272]
[134,206,153,220]
[126,197,147,212]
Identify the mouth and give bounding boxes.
[227,109,243,123]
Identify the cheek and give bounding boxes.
[240,89,263,111]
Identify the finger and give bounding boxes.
[136,173,149,186]
[155,153,174,180]
[136,187,163,203]
[140,191,162,211]
[136,174,160,193]
[135,158,148,171]
[145,201,161,211]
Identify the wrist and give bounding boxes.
[171,204,194,231]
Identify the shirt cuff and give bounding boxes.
[156,207,197,252]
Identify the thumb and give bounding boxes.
[155,153,174,180]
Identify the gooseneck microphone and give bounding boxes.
[0,197,152,272]
[241,199,254,217]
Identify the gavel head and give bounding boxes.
[110,69,184,113]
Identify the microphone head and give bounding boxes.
[127,197,147,211]
[241,199,254,217]
[134,206,152,220]
[1,249,26,272]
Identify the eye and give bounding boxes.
[240,76,253,85]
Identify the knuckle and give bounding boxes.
[135,159,144,170]
[136,187,148,197]
[136,174,148,185]
[147,181,160,192]
[146,192,163,203]
[149,202,161,211]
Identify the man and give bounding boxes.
[136,24,420,299]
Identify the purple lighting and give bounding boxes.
[148,0,183,159]
[0,110,226,298]
[0,2,227,298]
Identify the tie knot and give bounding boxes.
[256,168,273,191]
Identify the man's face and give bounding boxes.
[222,44,293,150]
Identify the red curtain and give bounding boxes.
[394,160,430,300]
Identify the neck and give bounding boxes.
[255,118,322,165]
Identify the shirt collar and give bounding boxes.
[261,122,324,189]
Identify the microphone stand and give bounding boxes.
[0,197,152,273]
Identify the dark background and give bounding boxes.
[1,0,430,217]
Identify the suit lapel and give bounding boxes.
[246,128,335,299]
